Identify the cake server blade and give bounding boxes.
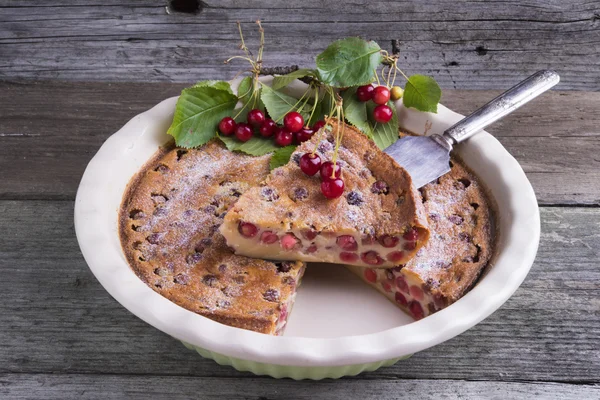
[384,70,560,188]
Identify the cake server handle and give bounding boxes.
[441,70,560,145]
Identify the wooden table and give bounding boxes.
[1,2,599,399]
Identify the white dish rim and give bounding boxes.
[74,78,540,367]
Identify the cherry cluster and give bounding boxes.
[218,110,326,147]
[299,153,345,199]
[356,85,395,123]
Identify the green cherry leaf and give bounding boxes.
[218,135,280,156]
[367,101,399,149]
[402,74,442,113]
[237,76,253,104]
[269,145,297,170]
[272,68,317,90]
[316,37,382,88]
[168,87,238,149]
[192,80,233,94]
[237,76,265,112]
[260,85,311,122]
[341,87,373,138]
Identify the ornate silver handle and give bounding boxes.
[442,70,560,145]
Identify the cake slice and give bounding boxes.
[119,141,305,335]
[220,120,430,268]
[347,157,494,320]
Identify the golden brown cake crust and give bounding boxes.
[221,119,430,267]
[348,153,495,319]
[406,156,494,303]
[119,141,305,335]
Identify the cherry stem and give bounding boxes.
[256,21,264,67]
[236,21,253,60]
[307,86,319,126]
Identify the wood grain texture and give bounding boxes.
[1,374,599,400]
[0,81,598,204]
[1,1,599,90]
[1,201,598,382]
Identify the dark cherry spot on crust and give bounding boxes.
[276,262,293,273]
[174,273,190,285]
[176,149,187,160]
[346,191,363,206]
[448,214,464,225]
[263,289,280,302]
[457,178,471,188]
[151,193,168,204]
[371,180,389,194]
[318,141,333,153]
[458,232,471,242]
[471,203,480,210]
[216,299,231,308]
[218,264,227,273]
[429,213,440,222]
[154,164,169,173]
[129,209,145,219]
[291,187,308,201]
[146,233,162,244]
[203,205,216,214]
[153,267,169,276]
[292,153,302,165]
[473,245,482,262]
[260,187,279,202]
[186,252,203,264]
[202,274,218,287]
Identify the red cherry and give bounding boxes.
[247,109,265,126]
[321,178,344,199]
[235,123,253,142]
[356,85,374,102]
[218,117,236,136]
[373,104,393,123]
[259,119,276,137]
[238,221,258,238]
[295,127,314,143]
[320,161,342,181]
[312,120,326,131]
[364,268,377,283]
[372,86,391,105]
[274,128,293,146]
[283,111,304,133]
[403,227,419,241]
[299,153,322,176]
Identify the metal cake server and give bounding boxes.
[384,70,560,188]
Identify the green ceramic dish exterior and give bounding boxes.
[181,341,411,379]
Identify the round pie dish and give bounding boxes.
[74,78,540,380]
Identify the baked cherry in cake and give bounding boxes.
[220,119,430,268]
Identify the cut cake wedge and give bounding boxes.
[221,120,430,268]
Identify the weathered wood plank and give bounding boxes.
[0,1,599,90]
[0,81,598,204]
[0,201,598,381]
[1,374,599,400]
